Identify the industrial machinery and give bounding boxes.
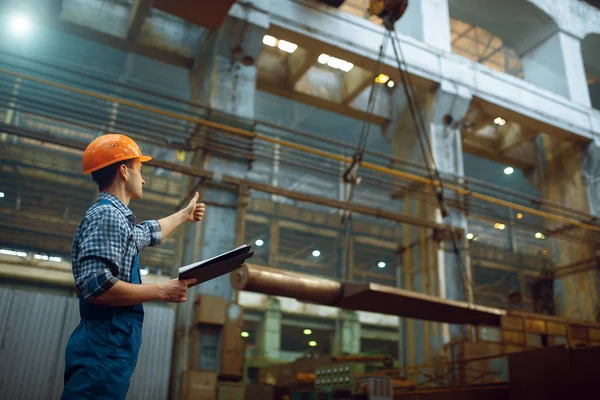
[260,356,395,400]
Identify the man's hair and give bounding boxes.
[91,159,133,191]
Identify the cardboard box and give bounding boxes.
[218,381,245,400]
[189,327,201,369]
[180,370,217,400]
[220,322,245,380]
[245,383,275,400]
[195,295,227,326]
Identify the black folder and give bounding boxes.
[178,244,254,288]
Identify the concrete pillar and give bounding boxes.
[339,310,361,355]
[395,0,451,52]
[170,9,269,399]
[333,310,360,356]
[521,31,591,107]
[256,297,281,359]
[527,136,600,321]
[389,81,472,366]
[583,142,600,218]
[581,143,600,322]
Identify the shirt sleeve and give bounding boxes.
[133,220,163,251]
[75,208,125,300]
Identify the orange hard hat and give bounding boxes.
[82,134,152,175]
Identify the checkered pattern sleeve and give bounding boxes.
[133,220,163,251]
[74,206,125,300]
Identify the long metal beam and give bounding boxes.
[231,264,505,326]
[1,123,457,233]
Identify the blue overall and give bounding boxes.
[61,198,144,400]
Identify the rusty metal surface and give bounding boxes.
[338,283,505,326]
[394,383,509,399]
[153,0,237,31]
[233,265,505,326]
[508,346,570,400]
[230,264,342,305]
[569,346,600,400]
[508,345,600,400]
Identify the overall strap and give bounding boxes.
[96,198,113,207]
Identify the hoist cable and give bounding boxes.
[388,27,475,300]
[340,33,390,282]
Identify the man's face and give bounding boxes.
[125,158,145,200]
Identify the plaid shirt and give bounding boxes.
[71,192,163,300]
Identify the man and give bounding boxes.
[61,134,205,400]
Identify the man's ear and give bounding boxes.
[119,163,129,180]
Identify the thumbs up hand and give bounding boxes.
[185,192,206,222]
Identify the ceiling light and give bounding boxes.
[277,39,298,54]
[498,224,505,230]
[494,117,506,126]
[255,239,264,247]
[1,249,27,257]
[140,267,149,276]
[377,261,386,268]
[262,35,277,47]
[516,213,523,219]
[0,192,4,198]
[49,256,61,262]
[327,57,343,70]
[339,61,354,72]
[241,331,250,338]
[466,233,474,240]
[321,55,354,72]
[312,250,321,257]
[10,14,32,36]
[504,167,514,175]
[535,232,545,239]
[318,53,330,64]
[387,80,395,88]
[303,329,312,335]
[309,340,317,347]
[375,74,390,84]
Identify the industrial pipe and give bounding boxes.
[1,67,599,233]
[230,264,342,305]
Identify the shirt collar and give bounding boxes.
[98,192,135,223]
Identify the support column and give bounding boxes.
[521,31,591,107]
[389,81,472,366]
[256,297,281,360]
[171,8,269,399]
[333,310,361,356]
[395,0,452,52]
[527,137,600,321]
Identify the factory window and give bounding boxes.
[333,1,525,78]
[450,19,523,78]
[582,33,600,110]
[280,325,333,355]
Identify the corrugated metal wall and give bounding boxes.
[0,286,175,400]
